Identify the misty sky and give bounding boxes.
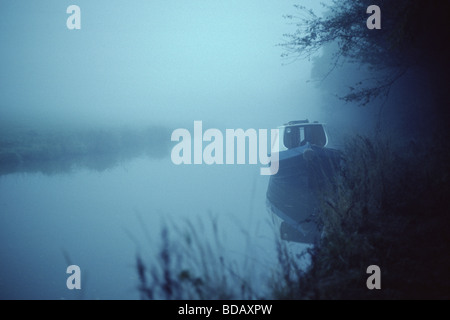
[0,1,334,299]
[0,0,329,130]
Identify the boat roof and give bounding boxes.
[279,120,326,128]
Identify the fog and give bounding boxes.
[0,1,339,300]
[7,0,445,301]
[0,0,329,129]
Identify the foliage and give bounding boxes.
[136,218,261,300]
[281,0,450,105]
[137,135,450,299]
[274,135,450,299]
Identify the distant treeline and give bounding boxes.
[0,125,172,176]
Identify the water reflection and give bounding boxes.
[0,153,276,299]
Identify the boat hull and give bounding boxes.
[266,144,341,243]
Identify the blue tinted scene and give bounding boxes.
[1,0,449,300]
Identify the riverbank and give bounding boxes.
[0,124,171,176]
[136,134,450,299]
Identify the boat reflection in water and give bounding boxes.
[266,120,342,244]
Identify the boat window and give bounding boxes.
[283,126,305,149]
[304,125,327,147]
[283,125,327,149]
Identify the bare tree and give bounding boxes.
[281,0,449,106]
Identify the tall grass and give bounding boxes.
[136,134,450,299]
[136,218,262,300]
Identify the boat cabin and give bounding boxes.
[277,120,328,151]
